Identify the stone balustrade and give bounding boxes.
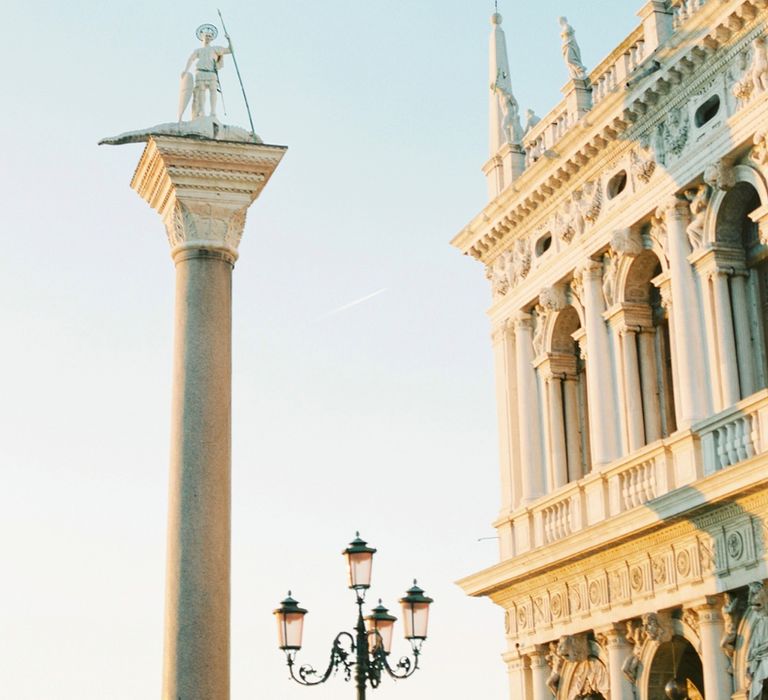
[672,0,709,29]
[590,26,646,106]
[504,393,768,553]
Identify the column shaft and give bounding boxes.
[515,314,544,501]
[163,250,233,700]
[563,376,583,481]
[731,272,756,397]
[712,271,741,406]
[665,199,710,422]
[580,261,619,466]
[528,648,552,700]
[621,328,645,451]
[696,604,732,700]
[638,329,662,443]
[547,376,568,489]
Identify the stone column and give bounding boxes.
[620,326,645,451]
[563,375,583,481]
[711,269,741,406]
[546,374,568,489]
[503,651,532,700]
[637,328,662,443]
[693,600,732,700]
[527,646,553,700]
[731,271,756,397]
[600,624,634,700]
[660,197,710,423]
[576,260,619,467]
[514,312,544,501]
[130,135,286,700]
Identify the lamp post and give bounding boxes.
[273,533,433,699]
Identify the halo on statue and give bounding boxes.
[196,23,218,40]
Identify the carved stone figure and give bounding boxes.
[643,611,673,642]
[704,159,736,192]
[721,591,744,673]
[580,179,603,226]
[546,641,564,695]
[511,238,532,284]
[622,620,645,684]
[602,252,618,308]
[486,254,510,297]
[753,131,768,166]
[684,183,711,251]
[493,75,524,144]
[559,17,588,81]
[733,49,755,108]
[663,106,691,159]
[532,304,547,357]
[747,581,768,700]
[181,24,232,120]
[631,143,657,184]
[752,36,768,94]
[524,109,541,135]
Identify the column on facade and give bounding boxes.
[731,270,757,397]
[130,136,286,700]
[563,375,584,481]
[492,320,521,514]
[693,600,732,700]
[527,646,553,700]
[619,325,646,452]
[514,312,545,501]
[599,624,634,700]
[503,651,532,700]
[661,197,710,423]
[576,260,619,467]
[637,328,663,442]
[547,374,568,489]
[711,269,741,406]
[657,280,683,428]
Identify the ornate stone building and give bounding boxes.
[455,2,768,699]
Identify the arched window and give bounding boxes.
[545,306,590,488]
[712,182,767,402]
[620,251,676,449]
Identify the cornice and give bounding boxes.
[452,0,768,268]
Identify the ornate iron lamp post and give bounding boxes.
[273,533,433,699]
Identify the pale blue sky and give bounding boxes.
[2,2,637,698]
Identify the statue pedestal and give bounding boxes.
[562,78,593,120]
[130,135,286,700]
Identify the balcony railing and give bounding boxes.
[671,0,709,29]
[509,391,768,554]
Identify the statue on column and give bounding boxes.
[559,17,588,81]
[179,23,232,121]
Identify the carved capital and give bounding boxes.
[576,257,603,281]
[513,311,534,331]
[539,284,568,311]
[657,194,691,224]
[131,135,286,262]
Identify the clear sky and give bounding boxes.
[2,1,638,698]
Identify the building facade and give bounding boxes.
[455,2,768,699]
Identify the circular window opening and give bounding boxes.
[607,170,628,200]
[695,94,720,127]
[536,233,552,256]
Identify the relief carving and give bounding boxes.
[721,591,744,673]
[631,141,657,184]
[704,159,736,192]
[684,183,711,251]
[752,131,768,167]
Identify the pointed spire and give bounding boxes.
[489,9,523,155]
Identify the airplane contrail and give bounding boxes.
[315,288,388,321]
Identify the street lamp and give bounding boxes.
[274,532,433,699]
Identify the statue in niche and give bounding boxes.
[492,70,524,144]
[180,23,232,120]
[559,17,588,81]
[684,183,711,251]
[721,591,744,674]
[747,581,768,700]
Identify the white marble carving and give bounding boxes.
[181,24,232,121]
[748,581,768,700]
[559,17,588,81]
[684,183,711,251]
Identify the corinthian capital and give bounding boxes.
[131,135,286,262]
[657,194,691,224]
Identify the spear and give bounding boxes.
[217,9,257,142]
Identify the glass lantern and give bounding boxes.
[399,580,433,642]
[342,532,377,590]
[274,592,308,651]
[365,600,397,654]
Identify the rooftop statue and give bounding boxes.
[492,69,524,144]
[100,17,261,146]
[559,17,588,81]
